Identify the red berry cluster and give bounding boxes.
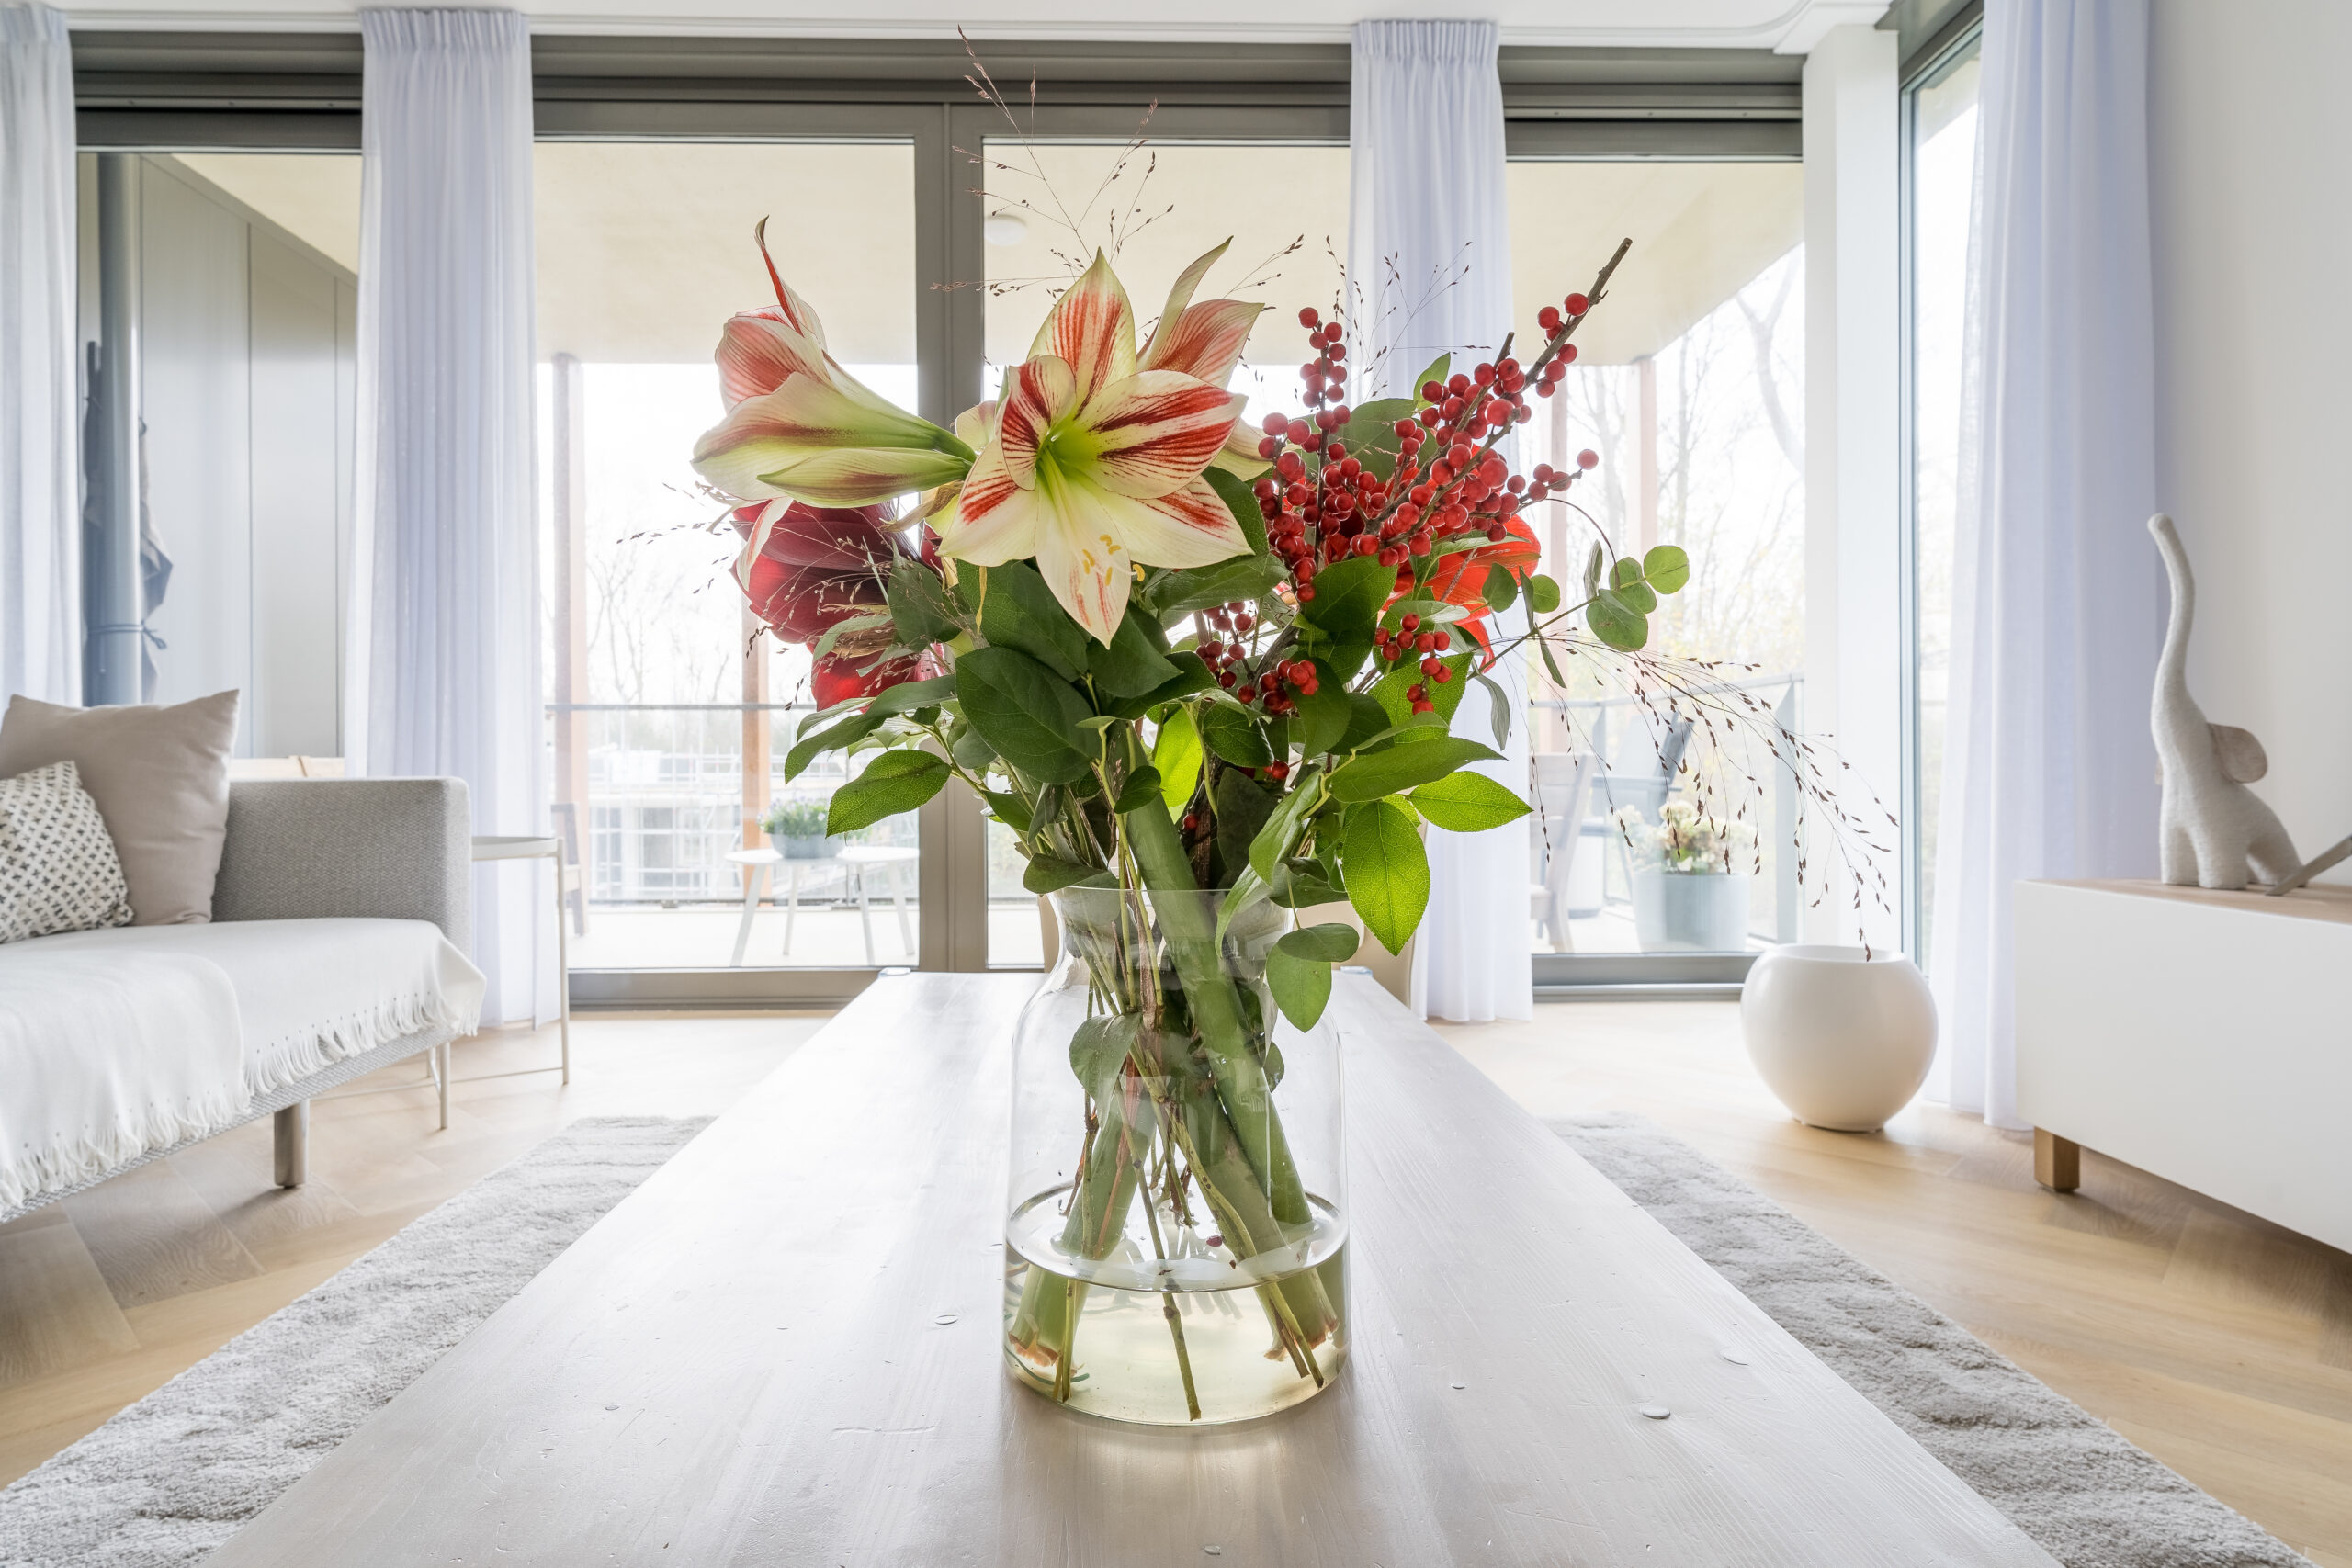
[1194,601,1255,687]
[1372,611,1456,712]
[1214,288,1607,722]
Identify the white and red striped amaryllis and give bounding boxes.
[935,246,1260,645]
[692,221,975,508]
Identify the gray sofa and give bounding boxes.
[0,777,474,1224]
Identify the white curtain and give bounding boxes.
[1348,19,1532,1023]
[0,5,78,705]
[350,8,549,1024]
[1929,0,2161,1126]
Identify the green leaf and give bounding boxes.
[950,723,997,772]
[1023,854,1102,895]
[1526,573,1562,614]
[979,788,1033,832]
[1150,556,1285,619]
[1473,672,1510,750]
[977,561,1092,677]
[783,708,884,783]
[1269,861,1346,908]
[1248,769,1323,883]
[1278,921,1361,963]
[1409,353,1452,400]
[1102,649,1215,719]
[1202,704,1273,769]
[1609,557,1658,615]
[1292,664,1353,759]
[1069,1014,1138,1098]
[863,672,957,718]
[1296,553,1394,680]
[1339,693,1390,754]
[1089,605,1181,698]
[1407,770,1532,832]
[1202,465,1272,560]
[1153,705,1204,811]
[1537,630,1567,687]
[1643,544,1691,594]
[1341,798,1430,955]
[954,645,1097,784]
[885,558,961,646]
[1112,766,1163,814]
[1265,946,1333,1031]
[828,750,949,833]
[1327,736,1502,801]
[1587,587,1649,651]
[811,610,895,662]
[1213,766,1276,881]
[1482,564,1519,614]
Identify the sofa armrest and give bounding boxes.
[211,778,472,954]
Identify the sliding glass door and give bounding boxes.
[1507,157,1807,988]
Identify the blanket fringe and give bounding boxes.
[245,990,482,1097]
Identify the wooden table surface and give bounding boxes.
[209,975,2054,1567]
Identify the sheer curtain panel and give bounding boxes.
[1928,0,2161,1126]
[349,8,549,1023]
[1,5,78,705]
[1348,19,1532,1023]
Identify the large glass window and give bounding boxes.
[978,138,1351,966]
[536,141,922,975]
[1507,161,1806,971]
[1907,41,1982,964]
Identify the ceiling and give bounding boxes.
[64,0,1884,51]
[171,145,1800,376]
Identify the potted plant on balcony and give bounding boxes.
[760,797,840,859]
[1613,798,1754,952]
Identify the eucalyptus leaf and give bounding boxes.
[827,750,949,833]
[1643,543,1691,594]
[1474,672,1510,750]
[1587,587,1649,651]
[1609,556,1658,615]
[1341,798,1430,955]
[954,645,1096,784]
[1277,922,1361,963]
[1407,770,1532,832]
[1526,573,1563,614]
[1482,564,1519,614]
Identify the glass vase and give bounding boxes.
[1003,886,1348,1425]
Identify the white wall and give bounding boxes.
[2149,1,2352,882]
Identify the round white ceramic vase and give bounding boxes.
[1739,945,1937,1133]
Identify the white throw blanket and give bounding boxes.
[0,919,483,1212]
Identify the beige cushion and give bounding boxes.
[0,692,241,925]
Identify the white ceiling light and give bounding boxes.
[984,210,1029,247]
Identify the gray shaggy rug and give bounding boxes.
[1554,1113,2315,1568]
[0,1116,707,1568]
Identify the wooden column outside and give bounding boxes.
[1636,354,1659,559]
[741,610,772,852]
[549,354,591,853]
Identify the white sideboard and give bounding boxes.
[2015,880,2352,1253]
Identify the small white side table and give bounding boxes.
[729,844,920,966]
[470,835,572,1086]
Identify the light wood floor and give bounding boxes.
[1434,1003,2352,1568]
[1,1002,2345,1566]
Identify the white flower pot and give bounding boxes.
[1630,869,1750,952]
[1739,945,1937,1133]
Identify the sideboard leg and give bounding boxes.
[2033,1127,2081,1191]
[274,1101,310,1188]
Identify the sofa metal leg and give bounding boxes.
[274,1101,310,1188]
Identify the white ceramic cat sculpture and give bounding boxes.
[2148,513,2298,889]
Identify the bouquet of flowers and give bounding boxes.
[1613,797,1758,875]
[690,211,1693,1422]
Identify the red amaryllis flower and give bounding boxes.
[812,652,922,708]
[1397,517,1543,666]
[731,499,904,649]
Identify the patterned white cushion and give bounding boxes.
[0,761,135,943]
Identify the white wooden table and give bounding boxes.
[207,975,2053,1567]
